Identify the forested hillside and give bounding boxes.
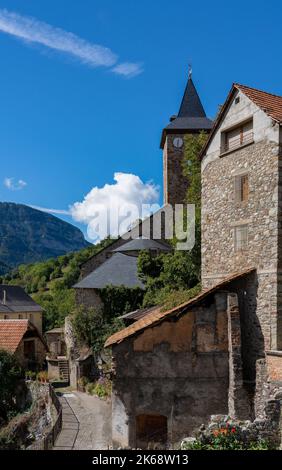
[0,238,113,331]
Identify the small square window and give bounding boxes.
[234,225,248,251]
[235,174,249,202]
[235,97,240,104]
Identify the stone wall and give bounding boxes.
[202,139,280,350]
[163,134,188,206]
[188,397,281,449]
[266,351,282,381]
[111,291,250,448]
[15,337,47,369]
[0,311,42,334]
[75,287,103,310]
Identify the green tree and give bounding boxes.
[71,306,124,354]
[0,351,25,422]
[137,132,208,308]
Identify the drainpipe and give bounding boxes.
[3,290,6,305]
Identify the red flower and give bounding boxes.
[231,428,236,433]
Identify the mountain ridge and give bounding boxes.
[0,202,90,272]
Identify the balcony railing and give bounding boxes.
[221,131,254,154]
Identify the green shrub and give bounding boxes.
[85,377,112,399]
[182,423,272,450]
[0,350,25,422]
[77,376,90,391]
[71,306,125,354]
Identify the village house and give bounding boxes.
[0,285,43,334]
[45,327,69,382]
[105,80,282,448]
[0,319,47,369]
[74,237,171,309]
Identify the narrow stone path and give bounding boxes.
[53,394,79,450]
[53,391,111,450]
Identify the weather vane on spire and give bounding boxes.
[188,63,192,79]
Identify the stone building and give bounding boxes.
[0,319,47,369]
[74,237,171,309]
[0,285,43,334]
[200,83,282,375]
[45,327,69,382]
[105,270,253,448]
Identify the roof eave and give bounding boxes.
[200,84,238,159]
[105,267,256,348]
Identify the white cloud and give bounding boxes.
[70,172,160,242]
[112,62,144,78]
[30,205,70,216]
[4,177,27,191]
[0,9,143,77]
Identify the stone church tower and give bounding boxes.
[160,73,213,205]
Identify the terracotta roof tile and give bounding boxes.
[105,267,255,347]
[0,319,29,353]
[234,83,282,123]
[201,83,282,159]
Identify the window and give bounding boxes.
[18,314,23,319]
[136,414,167,447]
[234,225,248,251]
[235,174,249,202]
[221,119,253,153]
[24,340,35,359]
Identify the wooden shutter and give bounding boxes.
[241,175,249,201]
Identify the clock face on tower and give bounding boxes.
[173,137,183,148]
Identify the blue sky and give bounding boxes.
[0,0,282,240]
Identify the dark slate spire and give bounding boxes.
[177,77,207,118]
[160,72,213,148]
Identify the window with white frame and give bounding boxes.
[234,224,248,251]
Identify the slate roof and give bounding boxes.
[160,77,213,148]
[112,238,172,253]
[45,327,64,335]
[74,253,145,290]
[178,77,207,118]
[105,267,256,347]
[201,83,282,158]
[0,285,43,313]
[0,319,47,353]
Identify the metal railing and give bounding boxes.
[27,384,62,450]
[221,131,253,154]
